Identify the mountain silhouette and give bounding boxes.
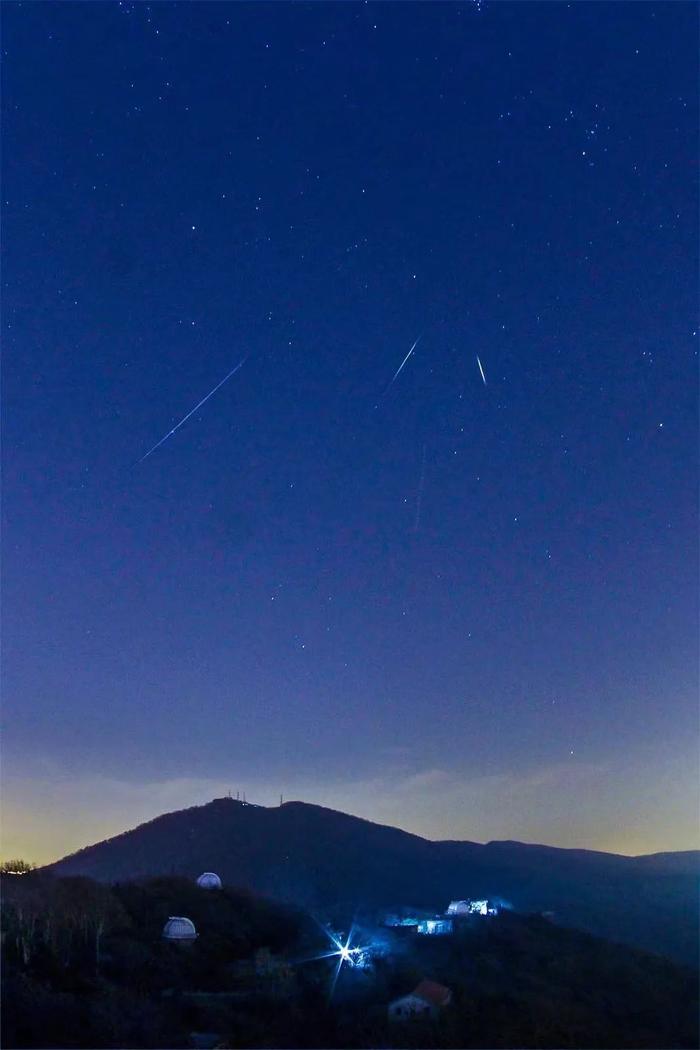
[46,798,699,965]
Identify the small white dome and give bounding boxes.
[162,916,197,940]
[196,872,222,890]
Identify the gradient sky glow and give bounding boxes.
[2,1,698,864]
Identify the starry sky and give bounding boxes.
[3,2,698,864]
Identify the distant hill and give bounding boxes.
[47,798,700,965]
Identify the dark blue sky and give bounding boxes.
[3,2,698,861]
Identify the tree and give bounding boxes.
[0,859,36,875]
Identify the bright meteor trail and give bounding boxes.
[384,335,421,395]
[476,354,487,386]
[138,357,248,463]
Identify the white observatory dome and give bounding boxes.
[196,872,222,890]
[446,900,471,916]
[162,916,197,941]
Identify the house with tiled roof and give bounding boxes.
[387,978,452,1021]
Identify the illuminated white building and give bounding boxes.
[196,872,222,890]
[446,899,498,916]
[446,900,471,915]
[417,917,453,935]
[162,916,198,942]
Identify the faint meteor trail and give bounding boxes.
[413,443,427,532]
[476,354,487,386]
[384,335,421,395]
[138,357,248,463]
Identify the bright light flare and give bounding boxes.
[297,919,374,999]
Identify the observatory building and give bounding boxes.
[417,918,453,936]
[162,916,198,942]
[446,899,498,917]
[446,900,471,916]
[196,872,222,890]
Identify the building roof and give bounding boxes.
[163,916,197,940]
[196,872,222,889]
[412,979,451,1007]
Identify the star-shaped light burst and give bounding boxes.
[325,925,363,997]
[329,930,361,965]
[299,919,367,998]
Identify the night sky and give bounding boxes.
[3,2,698,863]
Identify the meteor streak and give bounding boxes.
[138,357,248,463]
[384,335,421,394]
[476,354,487,386]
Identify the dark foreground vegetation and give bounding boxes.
[2,870,698,1049]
